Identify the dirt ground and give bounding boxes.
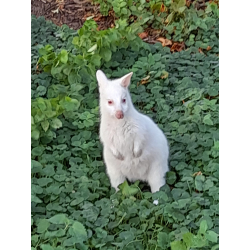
[31,0,116,30]
[31,0,211,50]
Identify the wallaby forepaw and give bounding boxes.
[116,153,124,160]
[133,149,142,158]
[113,152,124,160]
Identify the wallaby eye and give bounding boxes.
[108,100,113,105]
[122,98,126,103]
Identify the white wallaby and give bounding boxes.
[96,70,169,204]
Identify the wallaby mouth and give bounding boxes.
[115,110,124,119]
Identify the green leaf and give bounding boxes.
[91,54,101,66]
[178,6,186,13]
[48,214,68,224]
[63,237,78,247]
[157,232,169,248]
[195,175,205,191]
[71,221,88,241]
[37,178,53,187]
[37,219,50,233]
[170,240,186,250]
[45,229,65,238]
[203,179,214,191]
[51,65,63,75]
[31,194,42,203]
[68,71,79,84]
[167,12,174,23]
[177,0,186,8]
[183,232,194,248]
[99,47,112,62]
[167,171,177,185]
[87,44,97,53]
[70,197,85,206]
[50,118,62,129]
[31,146,45,156]
[178,125,187,134]
[119,231,134,240]
[203,114,214,125]
[119,181,139,196]
[60,97,80,111]
[31,160,42,169]
[121,8,128,15]
[31,129,40,140]
[211,244,219,250]
[199,220,208,235]
[205,230,218,243]
[60,50,68,63]
[191,235,208,248]
[40,244,55,250]
[37,98,47,111]
[41,120,50,132]
[36,86,47,96]
[95,227,108,238]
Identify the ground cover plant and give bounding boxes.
[94,0,219,52]
[31,1,219,249]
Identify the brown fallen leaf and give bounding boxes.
[140,75,150,85]
[108,10,115,16]
[170,41,185,52]
[192,171,202,177]
[93,14,103,22]
[138,32,148,39]
[186,0,192,7]
[207,46,212,51]
[209,0,219,5]
[198,48,204,54]
[160,4,165,12]
[156,37,172,47]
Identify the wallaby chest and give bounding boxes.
[102,120,137,149]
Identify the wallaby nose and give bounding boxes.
[115,110,124,119]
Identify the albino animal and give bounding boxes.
[96,70,169,204]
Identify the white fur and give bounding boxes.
[96,70,169,201]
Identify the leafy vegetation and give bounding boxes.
[31,0,219,248]
[94,0,219,52]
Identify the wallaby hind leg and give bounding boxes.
[108,167,126,191]
[147,163,168,205]
[148,174,166,193]
[104,149,126,191]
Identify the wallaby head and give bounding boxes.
[96,70,133,120]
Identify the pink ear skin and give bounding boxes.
[121,72,133,88]
[115,110,124,119]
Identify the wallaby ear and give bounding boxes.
[96,70,108,88]
[120,72,133,88]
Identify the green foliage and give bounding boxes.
[31,7,219,249]
[93,0,219,53]
[170,220,219,249]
